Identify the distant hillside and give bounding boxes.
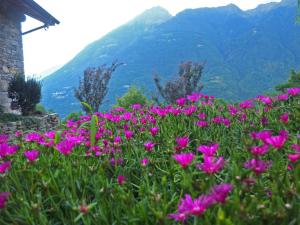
[42,1,300,117]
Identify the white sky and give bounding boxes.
[22,0,280,76]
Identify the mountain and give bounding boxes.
[42,1,300,117]
[36,65,62,79]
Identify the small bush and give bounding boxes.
[275,70,300,92]
[8,75,41,116]
[153,61,204,104]
[0,113,22,123]
[63,111,84,123]
[35,104,47,115]
[115,86,148,110]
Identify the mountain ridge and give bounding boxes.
[42,0,300,116]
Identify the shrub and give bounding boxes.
[275,70,300,92]
[8,75,41,116]
[153,61,204,104]
[35,104,47,115]
[115,86,148,110]
[74,61,122,114]
[63,111,84,123]
[0,113,22,123]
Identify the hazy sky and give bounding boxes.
[22,0,280,76]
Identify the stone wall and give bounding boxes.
[0,113,60,135]
[0,8,25,113]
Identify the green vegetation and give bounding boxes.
[62,111,84,123]
[1,87,300,224]
[0,113,22,123]
[276,70,300,92]
[8,75,41,116]
[115,86,148,110]
[35,104,47,115]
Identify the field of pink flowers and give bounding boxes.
[0,88,300,225]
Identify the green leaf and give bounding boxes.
[81,102,93,114]
[54,130,62,144]
[90,115,98,147]
[217,207,225,221]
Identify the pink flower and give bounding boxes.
[131,104,141,110]
[288,154,300,163]
[168,194,213,221]
[173,153,195,168]
[0,135,9,144]
[257,96,272,105]
[56,139,76,155]
[0,161,11,174]
[250,145,269,156]
[15,131,23,137]
[212,116,224,124]
[198,143,219,156]
[223,118,231,128]
[113,136,122,145]
[228,105,238,116]
[280,113,289,123]
[265,135,287,149]
[144,141,155,151]
[124,130,134,140]
[196,121,208,127]
[197,156,224,174]
[209,183,233,204]
[44,131,56,139]
[189,195,214,216]
[287,87,300,96]
[239,100,253,109]
[175,136,189,150]
[117,175,125,185]
[198,112,206,120]
[24,150,40,162]
[25,132,44,143]
[288,143,300,163]
[168,212,188,221]
[149,127,159,136]
[187,93,201,102]
[0,192,10,208]
[169,194,193,221]
[0,144,18,158]
[244,158,271,175]
[277,93,289,101]
[110,158,123,166]
[176,98,186,106]
[250,130,272,142]
[140,158,149,167]
[291,144,300,153]
[183,105,197,116]
[65,135,85,144]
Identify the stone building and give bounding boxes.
[0,0,59,113]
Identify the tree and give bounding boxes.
[153,61,204,104]
[115,86,148,110]
[8,75,41,116]
[74,62,122,113]
[275,70,300,92]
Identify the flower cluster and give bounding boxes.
[169,183,233,221]
[197,143,225,174]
